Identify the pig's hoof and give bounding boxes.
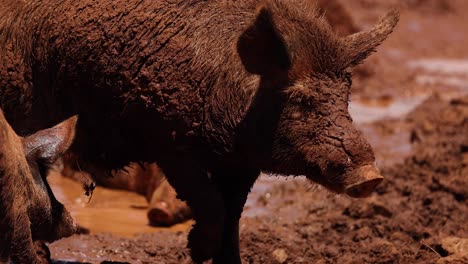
[187,223,222,263]
[34,241,51,264]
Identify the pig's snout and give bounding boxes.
[59,210,77,237]
[344,165,383,198]
[48,206,77,242]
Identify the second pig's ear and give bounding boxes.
[23,116,78,163]
[237,6,291,75]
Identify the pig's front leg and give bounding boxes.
[212,167,260,264]
[34,241,51,264]
[159,157,225,264]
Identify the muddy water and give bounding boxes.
[351,59,468,123]
[49,58,468,235]
[349,95,429,124]
[49,171,192,237]
[409,59,468,98]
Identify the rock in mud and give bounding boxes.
[440,237,468,256]
[272,248,288,263]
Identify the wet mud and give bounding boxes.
[47,0,468,263]
[48,172,192,238]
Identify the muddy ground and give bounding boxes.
[48,1,467,263]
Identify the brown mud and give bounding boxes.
[47,0,467,263]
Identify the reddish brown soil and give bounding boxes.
[49,1,468,263]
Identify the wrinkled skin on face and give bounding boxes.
[273,75,379,196]
[238,2,398,197]
[0,110,77,263]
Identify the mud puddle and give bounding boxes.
[409,58,468,98]
[349,95,429,124]
[48,171,192,237]
[244,175,308,218]
[408,59,468,76]
[351,58,468,124]
[347,58,468,167]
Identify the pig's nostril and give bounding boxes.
[345,177,383,198]
[344,165,384,198]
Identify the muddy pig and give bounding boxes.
[0,0,399,263]
[59,0,357,228]
[0,110,77,263]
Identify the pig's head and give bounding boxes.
[238,1,399,197]
[0,110,78,242]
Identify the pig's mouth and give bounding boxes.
[58,210,78,238]
[46,204,78,242]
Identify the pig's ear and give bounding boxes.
[23,116,78,163]
[0,109,22,157]
[237,6,291,75]
[343,9,399,67]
